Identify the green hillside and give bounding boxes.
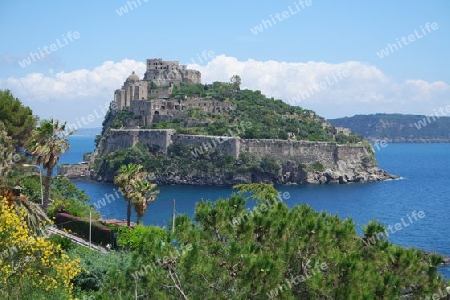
[328,113,450,142]
[103,80,363,144]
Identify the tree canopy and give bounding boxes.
[0,90,37,148]
[92,184,446,299]
[28,119,73,211]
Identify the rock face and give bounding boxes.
[305,168,397,184]
[80,128,397,185]
[130,165,397,186]
[57,164,91,180]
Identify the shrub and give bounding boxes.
[69,246,132,293]
[117,225,167,250]
[305,161,325,172]
[49,234,75,251]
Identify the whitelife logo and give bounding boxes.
[18,31,81,68]
[376,22,438,58]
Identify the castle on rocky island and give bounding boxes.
[58,58,396,185]
[113,58,233,126]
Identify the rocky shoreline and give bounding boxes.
[59,163,398,186]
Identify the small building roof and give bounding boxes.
[126,71,140,83]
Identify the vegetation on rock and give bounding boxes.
[329,113,450,142]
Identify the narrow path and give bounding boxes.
[46,226,109,254]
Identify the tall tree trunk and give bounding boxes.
[127,199,131,227]
[43,166,53,212]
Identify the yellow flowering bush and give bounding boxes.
[0,196,81,298]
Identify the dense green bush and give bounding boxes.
[47,176,99,219]
[305,161,326,172]
[69,246,132,294]
[49,234,75,251]
[116,225,167,250]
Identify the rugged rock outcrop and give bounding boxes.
[70,128,398,185]
[57,164,91,180]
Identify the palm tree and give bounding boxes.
[115,163,158,226]
[132,180,159,224]
[28,119,73,212]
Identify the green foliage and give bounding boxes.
[28,119,73,212]
[114,163,159,225]
[52,176,89,202]
[305,161,325,172]
[230,75,241,90]
[48,176,98,219]
[233,183,279,202]
[49,197,99,219]
[93,184,445,299]
[116,225,166,250]
[94,134,102,148]
[172,82,205,97]
[20,175,42,203]
[335,132,364,144]
[329,113,450,141]
[0,90,37,148]
[49,234,75,251]
[258,157,280,174]
[69,246,132,294]
[110,110,135,129]
[0,121,16,179]
[103,81,364,144]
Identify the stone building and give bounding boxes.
[114,58,201,110]
[128,97,234,126]
[143,58,201,85]
[114,58,233,127]
[114,71,148,110]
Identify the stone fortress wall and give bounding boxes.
[99,129,371,170]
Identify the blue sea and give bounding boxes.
[60,135,450,277]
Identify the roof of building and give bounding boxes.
[126,71,140,83]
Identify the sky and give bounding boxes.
[0,0,449,128]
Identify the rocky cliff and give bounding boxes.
[82,128,397,185]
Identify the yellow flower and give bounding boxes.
[0,197,81,297]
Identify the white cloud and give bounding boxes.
[190,55,450,118]
[2,59,145,102]
[0,55,449,127]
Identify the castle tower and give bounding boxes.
[143,58,201,86]
[114,71,148,110]
[114,59,202,112]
